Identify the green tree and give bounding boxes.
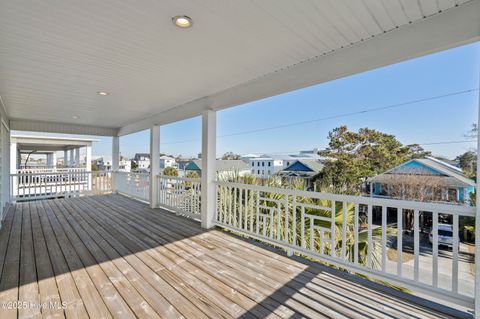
[317,126,423,192]
[456,151,477,178]
[163,166,178,176]
[221,152,241,160]
[131,160,138,170]
[91,161,99,171]
[186,171,199,179]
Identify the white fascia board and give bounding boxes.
[10,119,119,136]
[118,1,479,136]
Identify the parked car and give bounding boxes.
[429,224,457,249]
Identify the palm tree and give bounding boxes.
[217,173,391,270]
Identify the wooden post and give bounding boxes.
[201,110,216,229]
[149,125,160,208]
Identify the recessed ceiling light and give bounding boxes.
[172,15,193,28]
[97,91,109,96]
[72,115,78,119]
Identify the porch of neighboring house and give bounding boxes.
[0,194,467,319]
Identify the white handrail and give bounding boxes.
[214,181,476,308]
[157,175,201,219]
[10,170,112,201]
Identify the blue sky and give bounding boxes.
[95,41,480,160]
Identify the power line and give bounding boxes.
[418,139,477,146]
[159,88,479,145]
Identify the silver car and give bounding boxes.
[429,224,455,248]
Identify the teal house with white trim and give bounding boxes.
[368,157,475,205]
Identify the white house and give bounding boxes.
[133,153,150,169]
[248,149,322,178]
[95,156,131,172]
[159,155,177,169]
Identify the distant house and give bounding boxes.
[279,159,324,190]
[133,153,150,169]
[95,156,131,172]
[368,157,475,205]
[159,155,176,169]
[185,159,250,178]
[247,149,323,178]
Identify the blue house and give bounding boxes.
[368,157,475,205]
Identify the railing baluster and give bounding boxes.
[331,200,336,257]
[414,209,420,282]
[310,217,314,251]
[354,203,359,264]
[341,201,347,260]
[432,211,439,287]
[255,190,260,234]
[397,208,403,277]
[301,206,305,249]
[382,205,387,272]
[452,213,459,294]
[367,204,373,268]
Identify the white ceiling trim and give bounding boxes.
[118,0,480,136]
[10,119,118,137]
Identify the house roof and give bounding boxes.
[187,160,250,172]
[369,157,475,188]
[282,159,324,177]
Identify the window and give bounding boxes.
[257,162,260,166]
[262,162,265,167]
[252,169,254,173]
[251,162,254,167]
[257,170,260,174]
[268,170,271,174]
[286,162,290,166]
[268,162,271,167]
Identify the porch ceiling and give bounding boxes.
[0,0,479,136]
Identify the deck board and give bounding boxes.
[0,194,469,319]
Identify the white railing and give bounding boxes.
[114,171,150,201]
[215,181,476,308]
[11,170,112,201]
[157,175,201,219]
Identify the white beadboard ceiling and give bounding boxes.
[0,0,478,136]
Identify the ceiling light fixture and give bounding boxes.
[172,15,193,28]
[97,91,109,96]
[72,115,78,119]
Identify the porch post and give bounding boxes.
[63,150,68,167]
[475,80,480,319]
[74,148,80,168]
[112,136,120,192]
[10,141,17,200]
[85,145,92,191]
[149,125,160,208]
[201,109,216,229]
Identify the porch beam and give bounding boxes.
[201,110,216,229]
[118,1,480,136]
[149,125,160,208]
[10,119,118,137]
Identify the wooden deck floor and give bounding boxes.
[0,194,469,319]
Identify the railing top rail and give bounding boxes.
[115,171,150,177]
[157,175,201,182]
[11,170,109,177]
[215,181,476,216]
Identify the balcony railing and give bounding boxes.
[215,181,476,308]
[11,170,112,201]
[157,175,201,218]
[114,171,150,202]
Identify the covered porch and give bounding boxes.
[0,194,465,319]
[0,0,479,318]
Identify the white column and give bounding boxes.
[10,141,17,200]
[46,153,54,167]
[149,125,160,208]
[64,150,68,167]
[475,81,480,319]
[51,152,57,169]
[112,136,120,192]
[74,148,80,168]
[3,126,10,209]
[68,149,74,167]
[201,110,216,229]
[86,145,92,191]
